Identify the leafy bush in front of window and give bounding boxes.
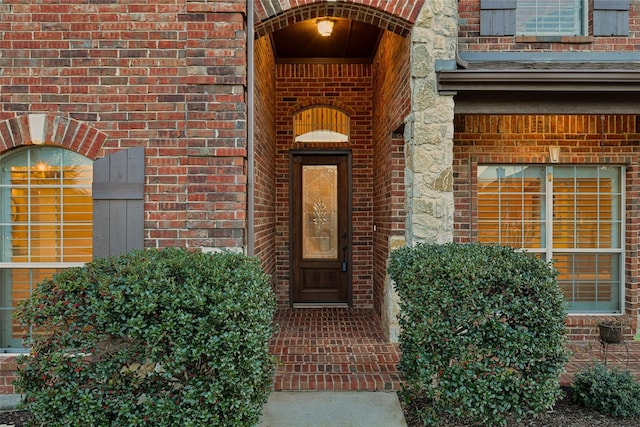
[16,248,276,427]
[388,243,569,426]
[571,362,640,418]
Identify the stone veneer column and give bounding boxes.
[383,0,457,342]
[406,0,456,245]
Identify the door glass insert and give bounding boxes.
[302,165,338,259]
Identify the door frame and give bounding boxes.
[289,149,353,306]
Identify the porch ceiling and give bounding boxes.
[270,18,382,64]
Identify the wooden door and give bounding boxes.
[290,151,351,305]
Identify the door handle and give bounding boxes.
[341,232,348,272]
[341,245,348,272]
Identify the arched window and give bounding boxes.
[294,106,349,143]
[0,146,93,349]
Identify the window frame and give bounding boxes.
[476,164,625,315]
[293,106,350,143]
[516,0,588,36]
[0,146,93,351]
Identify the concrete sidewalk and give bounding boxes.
[258,391,407,427]
[1,391,408,427]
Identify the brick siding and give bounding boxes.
[453,114,640,340]
[459,0,640,52]
[372,31,411,319]
[0,0,249,250]
[253,36,278,280]
[273,63,374,307]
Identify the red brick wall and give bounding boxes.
[459,0,640,52]
[253,36,278,278]
[372,31,410,319]
[0,357,19,395]
[274,64,373,308]
[453,114,640,340]
[0,0,250,250]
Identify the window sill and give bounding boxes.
[515,35,594,44]
[567,312,622,316]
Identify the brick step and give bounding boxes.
[273,372,403,391]
[269,308,404,391]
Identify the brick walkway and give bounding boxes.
[269,308,640,391]
[269,308,403,391]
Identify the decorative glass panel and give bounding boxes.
[302,165,338,259]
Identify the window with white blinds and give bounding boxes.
[516,0,587,35]
[0,147,92,349]
[478,165,623,313]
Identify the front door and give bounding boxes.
[290,151,351,305]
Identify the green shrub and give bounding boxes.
[388,243,569,426]
[572,362,640,418]
[16,248,276,427]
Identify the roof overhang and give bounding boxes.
[438,70,640,94]
[437,62,640,114]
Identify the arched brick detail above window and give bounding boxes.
[254,0,424,38]
[0,114,108,160]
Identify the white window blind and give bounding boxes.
[516,0,586,35]
[0,147,92,349]
[478,165,623,313]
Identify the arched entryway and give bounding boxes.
[250,0,420,391]
[252,0,412,330]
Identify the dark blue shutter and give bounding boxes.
[92,147,144,258]
[480,0,516,36]
[594,0,630,36]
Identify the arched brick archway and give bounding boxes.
[254,0,424,37]
[0,114,107,160]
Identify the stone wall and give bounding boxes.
[405,0,457,245]
[372,30,411,338]
[378,0,458,341]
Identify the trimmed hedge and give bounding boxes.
[388,243,569,426]
[572,363,640,418]
[16,248,276,427]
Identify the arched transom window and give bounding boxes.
[294,106,349,143]
[0,146,93,349]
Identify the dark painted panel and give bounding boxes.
[92,147,144,258]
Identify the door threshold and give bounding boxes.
[292,303,350,309]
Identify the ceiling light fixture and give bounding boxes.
[317,19,334,37]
